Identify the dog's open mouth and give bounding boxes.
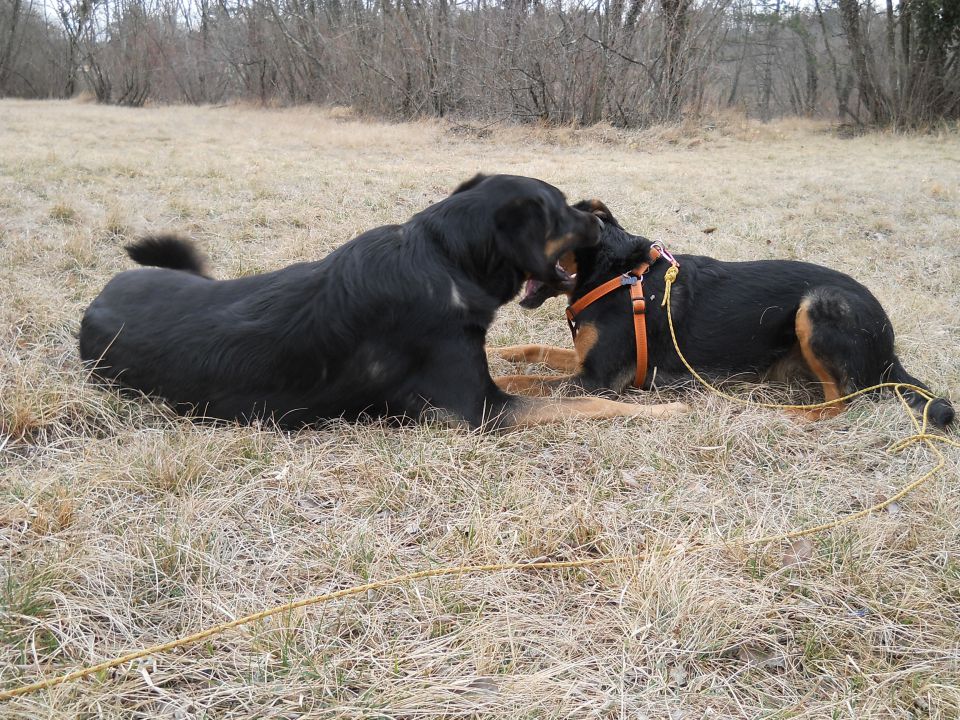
[519,262,575,309]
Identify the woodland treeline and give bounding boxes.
[0,0,957,127]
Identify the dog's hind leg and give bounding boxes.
[791,296,848,421]
[791,287,954,427]
[491,345,580,372]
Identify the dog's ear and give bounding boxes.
[451,173,488,195]
[573,199,617,227]
[623,235,656,269]
[493,196,551,276]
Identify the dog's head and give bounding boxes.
[450,174,603,296]
[517,199,656,309]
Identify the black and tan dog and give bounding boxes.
[79,176,687,430]
[494,200,954,427]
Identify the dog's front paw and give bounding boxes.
[645,401,690,419]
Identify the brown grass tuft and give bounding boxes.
[48,203,79,224]
[0,99,958,717]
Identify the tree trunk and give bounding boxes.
[0,0,23,93]
[659,0,691,122]
[885,0,897,107]
[838,0,889,123]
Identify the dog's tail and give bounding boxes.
[125,235,208,276]
[887,357,954,428]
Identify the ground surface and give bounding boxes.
[1,100,959,718]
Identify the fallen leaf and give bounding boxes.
[298,495,337,511]
[781,537,814,568]
[737,644,787,670]
[451,677,501,699]
[466,677,499,694]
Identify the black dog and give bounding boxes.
[79,176,687,430]
[494,200,954,427]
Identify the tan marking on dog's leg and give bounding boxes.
[494,374,572,396]
[539,347,579,371]
[494,323,597,375]
[792,301,845,421]
[573,322,599,368]
[505,396,689,428]
[493,344,580,372]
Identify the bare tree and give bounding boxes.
[0,0,24,92]
[835,0,958,127]
[55,0,99,96]
[786,10,819,116]
[1,0,955,126]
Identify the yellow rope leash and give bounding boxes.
[2,266,956,702]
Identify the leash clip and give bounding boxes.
[651,241,679,267]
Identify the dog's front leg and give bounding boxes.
[492,395,689,429]
[490,344,580,372]
[493,374,577,396]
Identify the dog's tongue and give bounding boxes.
[521,278,544,304]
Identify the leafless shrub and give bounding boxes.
[0,0,69,96]
[837,0,959,128]
[2,0,956,125]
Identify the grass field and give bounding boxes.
[1,99,959,718]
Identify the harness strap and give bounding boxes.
[565,246,677,389]
[629,276,648,388]
[565,274,633,335]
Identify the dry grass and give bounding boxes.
[1,99,959,718]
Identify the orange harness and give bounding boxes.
[565,244,679,389]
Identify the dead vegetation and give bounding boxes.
[1,100,959,718]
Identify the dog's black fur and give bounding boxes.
[79,174,607,429]
[507,200,954,427]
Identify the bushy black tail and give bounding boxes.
[888,357,954,428]
[125,235,208,276]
